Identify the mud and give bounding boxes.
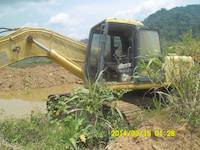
[107,117,200,150]
[0,84,78,101]
[0,63,81,92]
[0,99,46,119]
[0,63,81,118]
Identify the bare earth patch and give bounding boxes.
[0,63,81,92]
[107,117,200,150]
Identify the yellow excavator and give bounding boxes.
[0,18,194,122]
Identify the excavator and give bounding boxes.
[0,18,194,123]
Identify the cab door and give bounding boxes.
[85,24,106,83]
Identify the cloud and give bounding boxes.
[48,12,84,39]
[0,12,8,19]
[47,0,197,39]
[49,13,79,26]
[0,0,198,39]
[0,0,48,5]
[23,22,39,27]
[114,0,184,18]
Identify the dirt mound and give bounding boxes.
[107,118,200,150]
[0,63,81,92]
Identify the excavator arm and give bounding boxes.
[0,27,86,79]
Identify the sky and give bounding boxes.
[0,0,199,39]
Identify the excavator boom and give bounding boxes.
[0,27,86,79]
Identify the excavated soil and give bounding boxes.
[106,117,200,150]
[0,63,81,92]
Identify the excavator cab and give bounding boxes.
[85,18,161,84]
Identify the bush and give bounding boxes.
[47,85,128,149]
[135,32,200,127]
[163,33,200,127]
[167,61,200,127]
[0,114,70,149]
[166,30,200,56]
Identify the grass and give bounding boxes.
[164,33,200,127]
[0,113,79,149]
[143,32,200,127]
[132,31,200,128]
[142,59,200,127]
[167,60,200,126]
[47,85,128,149]
[165,30,200,56]
[0,85,128,149]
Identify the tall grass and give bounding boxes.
[166,30,200,56]
[168,64,200,126]
[0,114,71,149]
[47,85,128,149]
[138,32,200,127]
[165,33,200,126]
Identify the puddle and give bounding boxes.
[0,99,46,119]
[0,83,79,101]
[0,83,81,119]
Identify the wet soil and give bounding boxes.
[0,63,81,118]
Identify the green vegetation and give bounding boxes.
[0,85,128,149]
[144,5,200,48]
[0,114,66,149]
[139,33,200,127]
[47,85,128,149]
[164,34,200,127]
[168,64,200,127]
[166,31,200,56]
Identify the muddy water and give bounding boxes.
[0,99,46,119]
[0,83,80,119]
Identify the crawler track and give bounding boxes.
[47,91,154,124]
[110,100,143,124]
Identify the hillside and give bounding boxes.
[144,5,200,42]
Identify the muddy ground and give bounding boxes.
[0,63,81,119]
[0,63,199,150]
[0,63,81,92]
[107,116,200,150]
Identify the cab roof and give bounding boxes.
[105,18,144,26]
[91,18,144,31]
